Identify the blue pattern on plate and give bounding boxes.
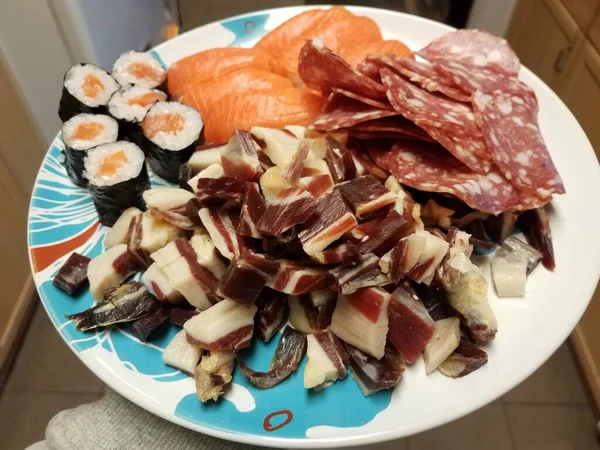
[221,13,270,47]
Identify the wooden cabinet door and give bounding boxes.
[506,0,582,90]
[557,40,600,159]
[589,10,600,52]
[558,0,600,31]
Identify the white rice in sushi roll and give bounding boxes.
[108,86,167,124]
[112,51,167,89]
[85,141,146,187]
[141,101,203,151]
[62,114,119,150]
[64,64,119,108]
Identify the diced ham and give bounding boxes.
[128,212,185,268]
[251,127,302,166]
[438,337,488,378]
[304,330,349,390]
[311,241,359,264]
[198,208,240,260]
[358,210,414,256]
[221,129,263,182]
[288,289,336,333]
[169,307,199,326]
[143,187,196,212]
[142,262,184,305]
[188,145,226,172]
[330,287,390,359]
[345,343,406,396]
[298,174,334,199]
[325,136,356,183]
[283,139,310,184]
[217,252,279,304]
[195,177,244,209]
[256,188,318,237]
[329,253,381,291]
[53,252,90,296]
[298,190,357,255]
[104,207,142,248]
[187,163,225,193]
[255,288,289,342]
[266,260,328,295]
[387,285,436,363]
[348,148,389,182]
[162,329,203,376]
[184,299,257,350]
[87,244,139,302]
[406,230,450,284]
[239,182,266,239]
[423,317,461,374]
[337,176,397,218]
[189,229,227,279]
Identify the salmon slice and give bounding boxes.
[342,39,415,67]
[203,88,321,143]
[168,48,274,99]
[315,15,382,58]
[83,74,104,98]
[142,112,185,139]
[179,68,293,120]
[73,122,105,140]
[127,91,167,107]
[98,150,128,177]
[127,62,163,83]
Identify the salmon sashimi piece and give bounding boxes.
[179,69,293,119]
[142,112,185,139]
[255,7,355,78]
[98,150,128,177]
[203,88,322,143]
[168,47,274,99]
[342,39,415,67]
[316,15,382,58]
[83,74,104,98]
[72,122,105,140]
[127,91,167,107]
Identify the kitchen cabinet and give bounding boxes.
[558,0,600,32]
[589,10,600,56]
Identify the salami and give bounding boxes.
[417,29,521,75]
[472,90,565,195]
[298,39,386,100]
[386,140,519,214]
[349,116,434,142]
[364,55,471,102]
[331,87,392,110]
[310,96,399,131]
[510,192,552,212]
[381,68,481,138]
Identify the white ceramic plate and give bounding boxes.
[28,5,600,448]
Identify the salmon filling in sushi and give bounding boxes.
[59,64,120,122]
[141,101,204,183]
[84,141,149,226]
[112,51,167,89]
[62,114,119,186]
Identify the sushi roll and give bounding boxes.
[58,64,119,122]
[85,141,150,226]
[112,51,167,90]
[61,114,119,186]
[108,86,166,143]
[141,102,204,183]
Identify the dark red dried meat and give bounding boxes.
[256,188,318,237]
[217,252,279,304]
[221,129,262,182]
[267,260,328,295]
[520,206,555,270]
[255,288,289,342]
[195,177,244,209]
[53,252,91,295]
[128,307,169,342]
[239,182,266,239]
[325,136,357,183]
[283,139,310,184]
[169,307,199,326]
[358,210,414,256]
[337,175,396,218]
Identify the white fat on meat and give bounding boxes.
[184,299,257,350]
[188,146,226,172]
[284,125,308,139]
[491,247,528,297]
[142,262,184,305]
[306,132,348,159]
[251,127,303,166]
[409,230,450,284]
[130,212,185,257]
[200,350,235,373]
[423,317,461,374]
[143,187,195,211]
[162,329,203,376]
[189,229,227,278]
[266,263,327,295]
[198,208,239,260]
[104,207,141,248]
[304,333,346,390]
[160,257,214,311]
[259,166,295,202]
[187,163,225,193]
[87,244,138,302]
[330,288,390,359]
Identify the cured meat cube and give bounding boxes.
[348,215,387,241]
[304,329,349,390]
[142,262,184,305]
[358,210,414,256]
[194,358,234,402]
[329,253,380,291]
[195,177,244,209]
[198,208,240,260]
[256,188,318,237]
[104,207,142,248]
[330,287,390,359]
[221,129,263,182]
[337,176,396,218]
[348,148,389,182]
[169,307,199,326]
[188,144,226,172]
[311,241,359,265]
[339,269,390,295]
[239,182,266,239]
[151,238,219,311]
[485,212,518,244]
[438,337,488,378]
[261,230,305,261]
[423,317,461,374]
[53,252,91,295]
[520,207,555,270]
[259,166,295,202]
[143,186,196,212]
[187,163,225,193]
[255,288,289,342]
[128,307,169,342]
[491,244,528,297]
[189,229,227,279]
[127,212,185,268]
[407,230,450,284]
[298,190,358,256]
[302,158,332,177]
[288,289,336,333]
[266,260,328,295]
[251,127,304,167]
[184,299,257,350]
[217,252,279,304]
[412,281,451,321]
[496,235,542,275]
[87,244,139,302]
[387,285,436,363]
[284,125,308,139]
[162,329,203,376]
[283,139,310,184]
[345,343,406,396]
[325,136,356,183]
[298,174,334,199]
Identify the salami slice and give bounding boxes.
[417,29,520,75]
[381,67,481,137]
[311,96,399,131]
[357,57,384,81]
[472,90,565,195]
[364,55,471,102]
[510,192,552,212]
[331,87,392,110]
[362,139,394,171]
[350,116,434,142]
[298,39,386,100]
[386,140,518,214]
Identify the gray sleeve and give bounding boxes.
[27,389,265,450]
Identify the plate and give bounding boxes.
[27,5,600,448]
